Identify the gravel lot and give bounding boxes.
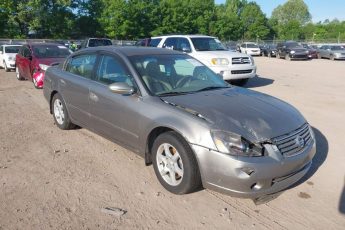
[0,57,344,229]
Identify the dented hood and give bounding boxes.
[162,87,306,143]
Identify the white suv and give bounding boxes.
[240,42,261,56]
[151,35,256,85]
[0,45,21,72]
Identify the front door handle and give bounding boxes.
[89,92,99,102]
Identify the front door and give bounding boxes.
[88,53,141,150]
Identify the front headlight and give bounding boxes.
[39,64,50,71]
[211,130,264,157]
[290,50,296,54]
[211,58,229,65]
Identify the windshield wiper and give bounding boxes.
[195,86,229,92]
[157,91,189,97]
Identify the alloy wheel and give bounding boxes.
[53,99,65,125]
[156,143,184,186]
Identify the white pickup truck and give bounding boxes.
[150,35,256,85]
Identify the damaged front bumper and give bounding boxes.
[191,139,316,199]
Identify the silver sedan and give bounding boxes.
[43,47,316,200]
[318,45,345,60]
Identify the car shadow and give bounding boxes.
[339,177,345,214]
[244,75,274,88]
[289,127,328,188]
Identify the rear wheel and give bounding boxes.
[152,131,201,194]
[16,67,24,80]
[52,93,75,130]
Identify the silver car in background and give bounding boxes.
[43,47,316,201]
[318,45,345,60]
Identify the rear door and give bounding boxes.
[88,53,141,149]
[61,53,97,127]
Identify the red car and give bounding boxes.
[15,43,71,88]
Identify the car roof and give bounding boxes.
[151,34,215,39]
[74,46,184,57]
[25,42,65,47]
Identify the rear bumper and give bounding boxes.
[191,139,316,199]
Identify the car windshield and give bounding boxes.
[129,54,229,96]
[88,39,112,47]
[286,42,303,48]
[246,44,258,48]
[330,46,345,51]
[32,45,71,58]
[190,37,227,51]
[5,46,20,53]
[269,44,277,49]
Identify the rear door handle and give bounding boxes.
[89,92,99,102]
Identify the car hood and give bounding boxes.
[161,87,306,143]
[36,57,66,66]
[195,50,251,58]
[4,53,17,59]
[289,48,307,52]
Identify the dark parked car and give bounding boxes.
[261,44,277,57]
[80,38,112,49]
[276,41,309,60]
[15,43,71,88]
[43,46,316,200]
[301,43,318,59]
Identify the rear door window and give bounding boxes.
[65,54,97,79]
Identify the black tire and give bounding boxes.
[285,54,291,61]
[51,93,75,130]
[233,78,249,86]
[16,67,24,80]
[4,62,9,72]
[152,131,201,194]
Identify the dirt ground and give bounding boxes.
[0,57,344,229]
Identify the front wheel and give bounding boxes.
[4,62,9,72]
[52,93,75,130]
[152,131,201,194]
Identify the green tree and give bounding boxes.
[271,0,311,39]
[240,2,270,40]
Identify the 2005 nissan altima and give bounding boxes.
[43,47,316,200]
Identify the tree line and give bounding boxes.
[0,0,344,42]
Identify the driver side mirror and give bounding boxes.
[109,82,135,95]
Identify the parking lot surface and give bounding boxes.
[0,57,344,229]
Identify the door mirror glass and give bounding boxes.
[109,82,135,95]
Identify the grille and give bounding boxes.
[272,123,312,157]
[231,69,252,74]
[232,57,250,64]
